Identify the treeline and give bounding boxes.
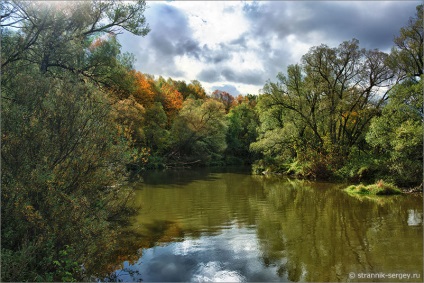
[1,0,422,281]
[109,73,260,170]
[112,5,423,190]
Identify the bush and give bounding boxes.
[1,73,133,281]
[344,180,403,196]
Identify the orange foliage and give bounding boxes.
[235,94,245,105]
[161,83,183,119]
[131,71,158,107]
[341,110,358,125]
[89,37,106,51]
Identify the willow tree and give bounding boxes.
[256,39,396,178]
[388,4,423,78]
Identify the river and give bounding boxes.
[107,167,423,282]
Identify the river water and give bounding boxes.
[109,168,423,282]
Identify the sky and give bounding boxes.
[118,1,420,96]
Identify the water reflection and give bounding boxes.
[407,209,423,226]
[113,225,285,282]
[111,169,423,282]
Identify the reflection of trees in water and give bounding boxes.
[106,173,422,282]
[253,179,423,282]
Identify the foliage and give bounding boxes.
[251,5,423,185]
[387,4,423,78]
[1,71,134,281]
[1,2,422,281]
[225,102,260,164]
[168,98,228,165]
[211,89,235,113]
[1,1,149,281]
[365,78,423,187]
[344,180,403,196]
[253,39,396,179]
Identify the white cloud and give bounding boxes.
[170,1,249,46]
[118,1,420,96]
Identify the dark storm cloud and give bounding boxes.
[221,68,264,85]
[118,3,203,77]
[201,44,233,64]
[119,1,421,94]
[147,4,201,57]
[298,1,419,51]
[243,1,419,51]
[240,1,420,85]
[198,67,265,85]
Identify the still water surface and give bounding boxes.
[111,168,423,282]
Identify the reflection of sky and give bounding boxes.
[112,224,287,282]
[407,209,423,226]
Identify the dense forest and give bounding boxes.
[1,0,422,281]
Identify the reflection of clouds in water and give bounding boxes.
[407,209,423,226]
[113,224,285,282]
[174,238,202,256]
[191,261,245,282]
[173,224,258,256]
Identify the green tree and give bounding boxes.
[255,39,396,178]
[226,102,260,164]
[168,98,228,165]
[388,4,423,78]
[1,0,148,97]
[250,94,299,173]
[1,72,132,281]
[366,78,423,187]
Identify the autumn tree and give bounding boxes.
[187,80,207,99]
[131,71,158,106]
[211,89,235,113]
[156,76,184,122]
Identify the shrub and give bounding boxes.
[344,180,403,196]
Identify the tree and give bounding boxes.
[366,78,423,187]
[131,71,158,107]
[141,102,170,154]
[168,98,228,165]
[388,4,423,78]
[226,102,259,164]
[1,72,132,281]
[211,90,235,113]
[156,77,184,122]
[256,39,396,178]
[187,80,207,99]
[1,0,149,96]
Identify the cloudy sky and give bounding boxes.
[118,1,420,96]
